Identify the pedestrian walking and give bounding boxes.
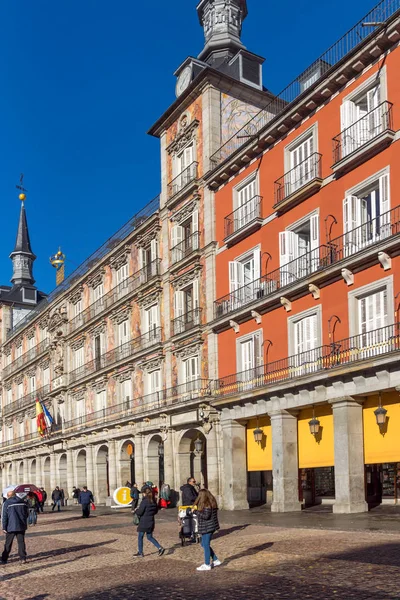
[79,486,94,518]
[133,487,165,558]
[130,483,140,510]
[60,488,65,507]
[51,487,62,512]
[1,491,29,564]
[63,490,69,507]
[27,493,38,527]
[180,477,198,506]
[159,482,171,509]
[195,489,221,571]
[72,486,80,505]
[39,488,47,512]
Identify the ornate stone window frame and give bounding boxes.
[110,245,131,271]
[167,118,199,156]
[70,337,86,351]
[170,198,199,225]
[172,266,202,291]
[87,269,105,290]
[110,305,132,325]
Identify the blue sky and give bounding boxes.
[0,0,380,293]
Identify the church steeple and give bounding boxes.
[197,0,248,62]
[9,192,36,286]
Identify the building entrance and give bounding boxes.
[365,463,400,506]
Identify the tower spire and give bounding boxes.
[197,0,248,62]
[10,175,36,286]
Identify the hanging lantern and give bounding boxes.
[309,417,321,436]
[374,406,387,426]
[253,427,263,444]
[194,438,203,454]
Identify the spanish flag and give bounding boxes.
[36,400,47,437]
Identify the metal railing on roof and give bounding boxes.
[210,0,400,168]
[7,195,160,339]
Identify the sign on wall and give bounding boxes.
[113,487,132,506]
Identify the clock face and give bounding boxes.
[176,65,193,97]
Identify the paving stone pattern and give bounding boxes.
[1,508,400,600]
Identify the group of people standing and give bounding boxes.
[131,477,221,571]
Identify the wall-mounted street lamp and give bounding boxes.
[158,442,164,457]
[374,393,388,427]
[194,437,204,454]
[309,408,321,436]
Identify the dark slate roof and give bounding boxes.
[13,201,34,256]
[0,284,46,306]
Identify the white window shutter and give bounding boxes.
[193,279,199,309]
[310,215,319,250]
[343,196,360,233]
[152,305,159,328]
[192,210,199,233]
[379,173,390,216]
[138,248,146,269]
[174,290,184,317]
[171,224,184,249]
[150,239,158,262]
[229,261,244,293]
[253,249,261,280]
[279,231,297,267]
[184,145,193,167]
[254,332,262,368]
[367,85,381,112]
[340,100,356,131]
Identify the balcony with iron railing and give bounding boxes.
[332,101,395,174]
[69,328,162,385]
[2,339,50,379]
[274,154,322,211]
[171,232,200,265]
[224,196,263,246]
[215,323,400,399]
[209,1,400,176]
[215,205,400,320]
[172,308,202,336]
[69,260,161,335]
[62,379,213,435]
[167,162,198,202]
[3,384,51,418]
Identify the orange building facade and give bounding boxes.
[208,5,400,511]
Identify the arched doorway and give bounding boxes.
[43,457,51,497]
[120,440,135,487]
[30,459,37,485]
[178,430,207,489]
[59,454,68,495]
[95,445,109,504]
[147,435,164,488]
[76,450,87,488]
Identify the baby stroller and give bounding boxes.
[178,506,200,546]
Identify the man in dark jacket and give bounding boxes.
[1,491,29,564]
[79,486,94,518]
[39,488,47,512]
[180,478,198,506]
[130,483,140,510]
[51,487,62,512]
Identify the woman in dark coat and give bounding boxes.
[195,489,221,571]
[133,488,165,558]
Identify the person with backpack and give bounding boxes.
[133,487,165,558]
[159,482,171,509]
[195,489,222,571]
[27,493,38,527]
[130,483,140,510]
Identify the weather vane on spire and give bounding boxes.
[16,173,27,201]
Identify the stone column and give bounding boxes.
[330,397,368,514]
[163,429,175,490]
[11,461,17,484]
[86,445,95,493]
[66,450,74,496]
[221,419,248,510]
[134,435,144,487]
[205,422,220,502]
[23,459,29,482]
[269,410,301,513]
[50,452,57,491]
[108,440,118,495]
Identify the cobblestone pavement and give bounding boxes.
[1,508,400,600]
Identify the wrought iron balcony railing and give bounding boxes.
[210,1,400,168]
[224,196,263,239]
[2,339,50,379]
[69,260,161,334]
[215,323,400,398]
[167,162,198,200]
[171,232,200,264]
[69,328,162,385]
[332,101,393,163]
[3,384,51,417]
[274,154,322,205]
[0,422,63,451]
[172,308,202,336]
[215,205,400,319]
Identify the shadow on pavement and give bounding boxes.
[2,554,90,581]
[223,541,273,565]
[327,542,400,567]
[214,524,250,539]
[28,539,117,561]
